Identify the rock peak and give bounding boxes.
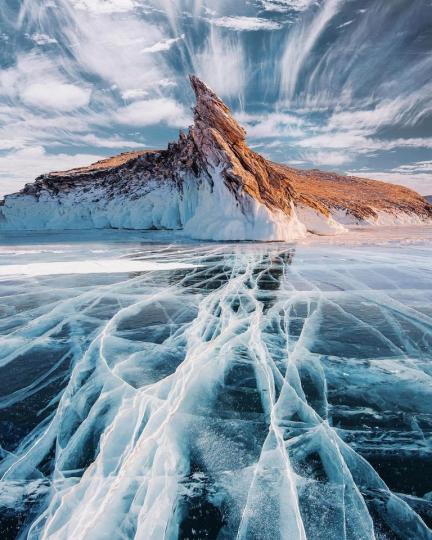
[1,75,431,239]
[189,75,246,145]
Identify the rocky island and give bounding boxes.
[1,76,431,241]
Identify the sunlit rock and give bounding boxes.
[1,76,431,240]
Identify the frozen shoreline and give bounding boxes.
[299,223,432,246]
[1,224,431,249]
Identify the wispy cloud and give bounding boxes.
[21,82,91,111]
[114,98,190,127]
[280,0,343,100]
[141,34,185,54]
[79,134,145,149]
[63,11,168,92]
[349,169,432,195]
[237,112,304,138]
[194,28,245,100]
[30,33,58,45]
[302,150,350,166]
[211,16,282,31]
[0,53,89,109]
[336,19,353,29]
[396,161,432,174]
[354,161,432,195]
[260,0,316,13]
[296,134,432,152]
[121,89,149,100]
[325,89,432,133]
[70,0,140,14]
[0,146,105,197]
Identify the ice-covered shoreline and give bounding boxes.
[0,166,345,241]
[1,224,431,256]
[1,76,431,242]
[1,178,429,242]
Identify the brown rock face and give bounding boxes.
[189,75,298,216]
[10,75,432,225]
[186,75,431,222]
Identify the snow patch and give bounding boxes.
[330,207,431,227]
[0,259,198,277]
[371,210,429,226]
[295,205,347,235]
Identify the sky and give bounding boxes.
[0,0,431,197]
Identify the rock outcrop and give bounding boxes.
[1,75,431,240]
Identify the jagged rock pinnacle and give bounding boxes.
[1,75,431,239]
[187,75,300,216]
[189,75,246,144]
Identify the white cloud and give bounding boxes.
[211,16,282,31]
[286,159,307,165]
[296,133,432,153]
[0,146,104,198]
[0,107,92,151]
[349,170,432,195]
[337,19,354,29]
[303,150,350,166]
[0,54,92,114]
[0,54,54,100]
[349,161,432,195]
[396,161,432,173]
[21,82,91,111]
[0,138,28,151]
[296,132,368,149]
[237,112,304,138]
[115,98,190,127]
[284,2,432,118]
[260,0,316,12]
[31,33,58,45]
[250,139,287,150]
[121,89,149,100]
[141,35,184,53]
[64,9,168,92]
[71,0,139,13]
[194,29,245,99]
[325,94,429,133]
[79,134,145,149]
[157,79,177,88]
[280,0,343,100]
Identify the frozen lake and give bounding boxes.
[0,229,431,539]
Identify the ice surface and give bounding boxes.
[0,230,431,539]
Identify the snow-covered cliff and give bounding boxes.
[1,76,431,240]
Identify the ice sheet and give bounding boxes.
[0,231,431,539]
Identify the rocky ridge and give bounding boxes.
[1,75,431,239]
